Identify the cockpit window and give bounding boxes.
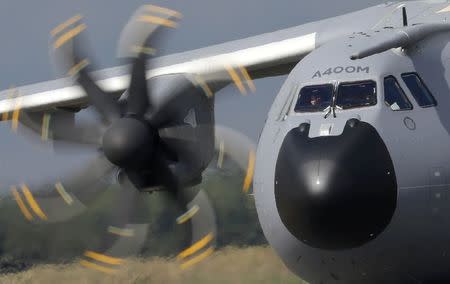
[384,76,412,111]
[335,80,377,110]
[401,73,437,107]
[294,84,333,112]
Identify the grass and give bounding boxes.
[0,246,307,284]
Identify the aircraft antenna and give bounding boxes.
[402,7,408,27]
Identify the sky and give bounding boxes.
[0,0,382,187]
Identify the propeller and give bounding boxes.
[39,6,218,270]
[49,7,215,192]
[7,4,258,273]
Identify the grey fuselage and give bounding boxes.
[254,1,450,283]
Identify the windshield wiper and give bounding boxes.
[324,99,339,119]
[323,105,332,118]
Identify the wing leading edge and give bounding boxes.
[0,2,404,115]
[0,30,316,116]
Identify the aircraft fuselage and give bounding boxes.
[255,1,450,283]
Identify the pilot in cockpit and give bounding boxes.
[310,94,321,107]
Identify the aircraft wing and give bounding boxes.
[0,3,392,116]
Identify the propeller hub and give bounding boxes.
[102,117,154,168]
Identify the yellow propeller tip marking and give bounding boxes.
[107,226,135,237]
[137,15,178,28]
[180,247,214,270]
[55,182,73,205]
[194,75,214,98]
[21,184,48,220]
[41,113,51,141]
[67,59,90,76]
[51,14,83,36]
[176,204,200,224]
[217,141,225,168]
[243,150,256,193]
[11,96,22,132]
[1,112,8,121]
[130,45,157,56]
[144,5,183,19]
[2,87,17,122]
[239,66,256,92]
[53,23,87,49]
[11,187,33,221]
[225,65,247,95]
[84,251,124,265]
[79,260,118,274]
[177,232,214,260]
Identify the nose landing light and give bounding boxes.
[275,121,397,250]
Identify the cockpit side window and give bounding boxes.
[401,73,437,108]
[294,84,333,113]
[335,80,377,110]
[384,76,412,111]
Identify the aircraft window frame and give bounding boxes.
[335,80,377,110]
[383,76,413,111]
[401,72,437,108]
[294,83,334,113]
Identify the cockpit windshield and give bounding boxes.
[294,80,377,114]
[294,84,333,112]
[335,80,377,110]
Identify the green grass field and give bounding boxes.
[0,246,307,284]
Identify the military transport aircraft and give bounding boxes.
[4,0,450,283]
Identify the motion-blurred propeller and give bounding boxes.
[7,4,258,273]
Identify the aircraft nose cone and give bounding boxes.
[275,121,397,250]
